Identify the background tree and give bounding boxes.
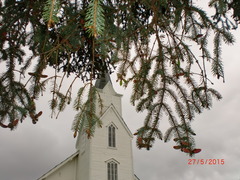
[0,0,239,156]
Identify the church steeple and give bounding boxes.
[74,73,135,180]
[95,72,112,89]
[94,72,123,116]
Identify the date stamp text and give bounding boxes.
[188,159,224,165]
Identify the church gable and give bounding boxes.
[88,104,132,154]
[99,104,133,139]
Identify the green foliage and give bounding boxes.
[0,69,40,128]
[230,0,240,22]
[43,0,60,29]
[0,0,238,156]
[85,0,105,37]
[72,85,103,138]
[209,0,240,29]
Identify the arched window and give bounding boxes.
[107,161,118,180]
[108,124,116,147]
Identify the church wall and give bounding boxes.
[76,132,91,180]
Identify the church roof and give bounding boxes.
[95,72,112,89]
[37,151,79,180]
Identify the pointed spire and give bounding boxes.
[95,72,112,89]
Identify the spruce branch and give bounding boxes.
[72,85,102,139]
[43,0,60,29]
[85,0,105,37]
[1,0,238,157]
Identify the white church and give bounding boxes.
[37,74,140,180]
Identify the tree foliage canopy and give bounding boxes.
[0,0,239,156]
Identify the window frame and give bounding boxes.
[108,124,116,148]
[107,161,118,180]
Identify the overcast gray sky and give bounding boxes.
[1,2,240,180]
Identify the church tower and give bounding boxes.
[37,74,139,180]
[76,73,135,180]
